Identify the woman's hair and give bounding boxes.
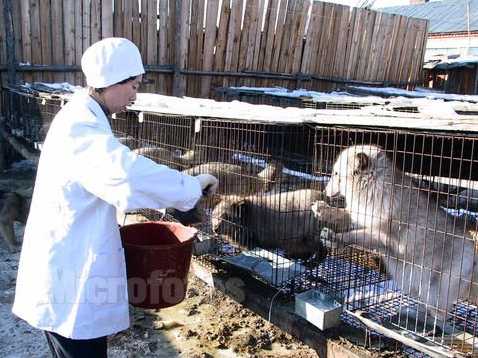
[92,75,138,94]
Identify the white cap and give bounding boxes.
[81,37,145,88]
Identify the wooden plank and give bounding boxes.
[246,0,264,72]
[238,0,252,74]
[289,0,307,74]
[270,0,288,74]
[187,0,203,96]
[277,0,296,74]
[140,0,148,58]
[113,0,123,36]
[398,19,415,85]
[200,0,219,98]
[81,0,90,79]
[377,13,395,82]
[260,0,278,72]
[63,0,75,84]
[102,0,113,38]
[356,9,375,81]
[315,2,332,78]
[90,0,101,44]
[172,0,190,96]
[132,0,141,50]
[74,0,83,85]
[301,1,321,75]
[29,0,42,81]
[345,8,362,79]
[364,11,381,81]
[325,4,342,87]
[329,4,346,80]
[224,0,243,71]
[11,0,22,70]
[251,0,265,74]
[383,14,401,81]
[336,4,351,80]
[389,15,408,83]
[245,0,260,71]
[158,0,168,94]
[224,0,243,87]
[123,0,133,40]
[146,0,158,93]
[212,0,229,92]
[168,0,176,67]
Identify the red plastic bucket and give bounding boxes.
[120,221,197,309]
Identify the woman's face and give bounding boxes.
[103,75,142,114]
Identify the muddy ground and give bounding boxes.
[0,160,319,358]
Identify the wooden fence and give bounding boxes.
[0,0,428,98]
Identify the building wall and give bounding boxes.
[426,35,478,58]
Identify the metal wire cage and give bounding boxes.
[312,125,478,356]
[1,86,64,146]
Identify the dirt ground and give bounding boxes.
[0,160,319,358]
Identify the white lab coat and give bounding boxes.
[12,90,202,339]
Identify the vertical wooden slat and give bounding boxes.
[81,0,91,60]
[301,1,320,75]
[224,0,242,87]
[212,0,229,91]
[29,0,41,81]
[201,0,219,97]
[260,0,277,72]
[334,5,350,80]
[238,0,252,74]
[114,0,123,36]
[345,8,362,79]
[91,0,101,44]
[146,0,158,93]
[172,0,189,96]
[377,13,395,81]
[356,10,375,80]
[277,0,296,74]
[132,1,141,47]
[102,0,113,38]
[11,0,22,69]
[388,15,407,81]
[290,0,308,74]
[245,0,260,71]
[123,0,132,40]
[64,0,75,84]
[168,0,176,67]
[158,0,168,94]
[188,0,203,96]
[51,0,64,82]
[140,0,148,58]
[251,0,265,79]
[74,0,83,85]
[270,0,288,74]
[315,2,332,78]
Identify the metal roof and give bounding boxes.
[380,0,478,34]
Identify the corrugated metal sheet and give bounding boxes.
[380,0,478,33]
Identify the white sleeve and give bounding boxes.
[67,120,202,212]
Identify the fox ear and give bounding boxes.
[353,152,369,174]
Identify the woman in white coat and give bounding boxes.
[12,38,218,357]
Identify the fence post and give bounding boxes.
[3,0,16,86]
[172,0,189,97]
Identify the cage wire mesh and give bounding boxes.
[1,86,64,147]
[312,125,478,356]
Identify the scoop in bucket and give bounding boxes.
[120,221,198,309]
